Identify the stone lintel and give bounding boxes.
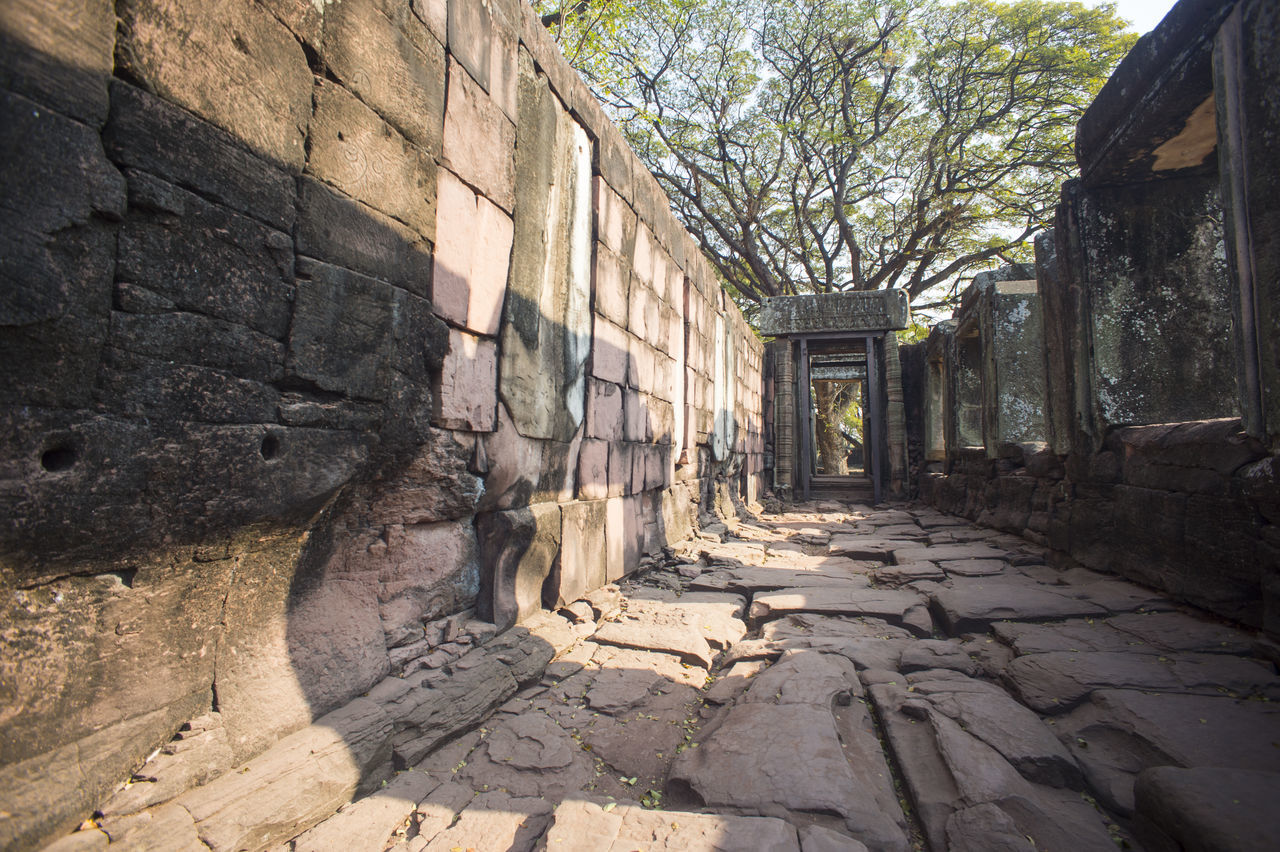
[755,289,910,336]
[1075,0,1233,187]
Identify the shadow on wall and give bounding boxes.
[0,6,760,847]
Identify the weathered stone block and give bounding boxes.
[585,379,624,442]
[104,81,296,230]
[1081,177,1237,428]
[0,88,123,408]
[629,444,648,496]
[116,0,312,171]
[442,58,515,212]
[605,496,627,580]
[307,80,437,241]
[554,500,609,605]
[593,242,630,328]
[487,0,519,123]
[288,259,403,398]
[577,438,609,501]
[501,61,592,440]
[97,347,279,425]
[435,327,497,431]
[323,0,446,155]
[477,503,562,630]
[594,176,634,259]
[111,310,284,384]
[296,177,431,299]
[629,336,657,395]
[480,402,582,510]
[0,0,115,125]
[119,170,293,339]
[376,521,479,648]
[623,389,649,443]
[591,315,629,386]
[447,0,494,94]
[644,444,669,491]
[608,443,632,498]
[432,168,513,335]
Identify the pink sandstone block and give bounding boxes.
[629,443,647,495]
[442,58,514,212]
[628,280,649,342]
[609,442,632,497]
[578,438,609,500]
[623,389,648,443]
[435,327,496,431]
[432,168,513,335]
[593,242,628,328]
[591,315,629,385]
[431,169,474,327]
[470,194,512,335]
[593,176,630,256]
[605,496,626,581]
[586,379,623,441]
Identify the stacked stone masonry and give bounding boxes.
[910,0,1280,640]
[0,0,763,848]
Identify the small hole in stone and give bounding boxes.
[260,433,281,461]
[336,131,345,141]
[41,444,76,472]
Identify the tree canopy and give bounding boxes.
[535,0,1136,309]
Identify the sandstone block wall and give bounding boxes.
[912,0,1279,638]
[0,1,764,847]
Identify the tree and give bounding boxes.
[535,0,1135,309]
[537,0,1133,473]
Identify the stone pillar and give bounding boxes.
[1215,0,1280,452]
[883,334,908,495]
[772,339,794,497]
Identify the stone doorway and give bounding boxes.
[758,291,911,504]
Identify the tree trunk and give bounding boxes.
[813,382,849,475]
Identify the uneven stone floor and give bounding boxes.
[81,500,1280,851]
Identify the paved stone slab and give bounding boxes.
[899,640,978,677]
[691,565,871,595]
[939,558,1008,577]
[828,536,913,560]
[1104,611,1257,654]
[922,678,1082,789]
[293,768,438,852]
[1055,688,1280,815]
[421,791,552,852]
[592,606,715,667]
[740,650,862,707]
[991,620,1141,655]
[1134,767,1280,852]
[671,703,907,851]
[892,543,1011,563]
[930,583,1108,634]
[928,711,1118,851]
[800,825,871,852]
[1003,651,1280,714]
[704,660,768,705]
[873,561,944,587]
[750,588,924,629]
[543,798,801,851]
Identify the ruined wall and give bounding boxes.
[915,0,1279,637]
[0,1,764,848]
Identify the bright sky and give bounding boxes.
[1100,0,1180,34]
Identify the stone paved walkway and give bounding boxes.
[294,500,1280,852]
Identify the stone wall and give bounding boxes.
[0,1,764,848]
[913,0,1279,638]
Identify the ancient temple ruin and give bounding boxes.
[2,0,1278,850]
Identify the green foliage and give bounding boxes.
[535,0,1135,306]
[895,319,931,344]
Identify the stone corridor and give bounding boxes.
[97,499,1273,852]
